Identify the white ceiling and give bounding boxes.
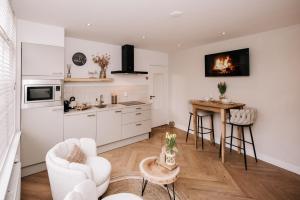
[12,0,300,52]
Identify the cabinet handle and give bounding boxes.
[136,123,142,126]
[52,108,63,111]
[136,113,142,115]
[136,107,142,110]
[115,110,122,113]
[87,114,96,117]
[52,72,63,75]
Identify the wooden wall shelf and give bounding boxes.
[64,78,113,82]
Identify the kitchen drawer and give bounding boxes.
[122,104,151,113]
[122,110,151,125]
[122,120,151,139]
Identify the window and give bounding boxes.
[0,0,16,169]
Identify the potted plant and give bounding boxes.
[165,132,178,166]
[217,81,227,100]
[92,53,111,79]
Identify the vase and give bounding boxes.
[219,94,225,100]
[99,68,106,79]
[165,151,176,166]
[67,64,72,78]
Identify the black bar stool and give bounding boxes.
[186,112,215,149]
[219,108,257,170]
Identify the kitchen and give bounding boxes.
[18,20,169,176]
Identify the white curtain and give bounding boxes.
[0,0,16,169]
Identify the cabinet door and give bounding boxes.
[21,106,63,167]
[97,109,122,146]
[122,120,151,139]
[64,113,97,140]
[22,43,64,77]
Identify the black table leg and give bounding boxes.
[141,178,148,196]
[165,183,176,200]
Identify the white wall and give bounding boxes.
[64,37,168,107]
[65,37,168,86]
[169,24,300,174]
[16,20,65,130]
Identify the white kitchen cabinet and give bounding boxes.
[64,112,97,140]
[122,110,151,125]
[97,109,122,146]
[21,42,64,77]
[122,104,151,139]
[21,106,63,167]
[122,120,151,139]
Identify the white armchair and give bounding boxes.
[64,180,143,200]
[64,180,97,200]
[46,138,111,200]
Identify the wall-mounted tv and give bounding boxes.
[205,48,249,77]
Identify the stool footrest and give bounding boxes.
[225,136,253,144]
[225,142,244,150]
[198,130,213,134]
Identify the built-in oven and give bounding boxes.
[22,79,63,108]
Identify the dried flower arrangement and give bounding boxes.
[92,53,111,69]
[92,53,111,78]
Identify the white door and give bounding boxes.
[97,109,122,146]
[21,106,63,167]
[148,66,168,127]
[64,112,97,140]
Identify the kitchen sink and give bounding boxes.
[94,104,107,108]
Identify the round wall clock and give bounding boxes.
[72,52,87,66]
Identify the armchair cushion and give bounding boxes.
[79,138,97,157]
[86,156,111,185]
[66,145,87,164]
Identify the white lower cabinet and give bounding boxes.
[122,120,151,139]
[64,112,97,140]
[64,104,151,148]
[21,106,63,167]
[96,109,122,146]
[122,105,151,139]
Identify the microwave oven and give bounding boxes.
[21,79,63,109]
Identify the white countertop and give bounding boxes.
[64,102,151,116]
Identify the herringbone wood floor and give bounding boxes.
[21,126,300,200]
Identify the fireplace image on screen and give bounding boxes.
[205,48,249,77]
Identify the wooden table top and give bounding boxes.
[191,99,245,110]
[139,156,180,185]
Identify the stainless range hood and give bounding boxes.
[111,44,148,74]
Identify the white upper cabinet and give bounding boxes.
[21,42,64,77]
[96,109,122,146]
[134,49,168,70]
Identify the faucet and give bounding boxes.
[99,94,104,105]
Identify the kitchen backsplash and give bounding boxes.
[64,85,149,105]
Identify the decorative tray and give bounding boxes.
[156,159,178,171]
[75,104,92,111]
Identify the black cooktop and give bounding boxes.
[119,101,145,106]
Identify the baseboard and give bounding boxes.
[175,124,187,132]
[257,153,300,175]
[97,133,149,154]
[175,124,300,175]
[21,162,46,177]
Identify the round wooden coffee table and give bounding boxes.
[139,156,180,200]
